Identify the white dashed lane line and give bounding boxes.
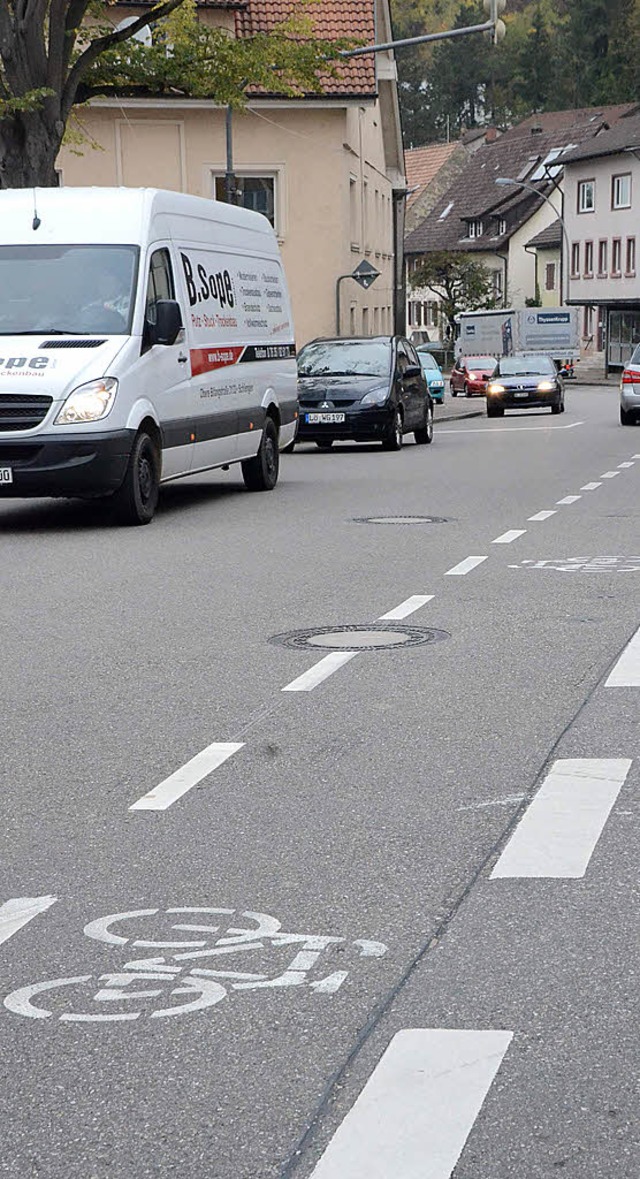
[445,556,488,576]
[528,510,556,522]
[581,482,602,491]
[556,495,581,505]
[129,742,244,812]
[0,897,57,947]
[378,594,434,621]
[601,471,620,479]
[618,461,635,468]
[310,1029,513,1179]
[282,652,359,693]
[490,759,632,879]
[605,623,640,687]
[492,529,526,544]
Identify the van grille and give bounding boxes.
[0,394,53,431]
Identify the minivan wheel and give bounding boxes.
[242,416,280,491]
[382,408,403,451]
[112,430,159,525]
[414,403,433,445]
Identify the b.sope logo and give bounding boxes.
[0,356,50,376]
[181,253,236,311]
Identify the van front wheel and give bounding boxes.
[112,430,160,525]
[242,417,280,491]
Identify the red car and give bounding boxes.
[450,354,496,397]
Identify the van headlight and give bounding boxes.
[55,378,118,424]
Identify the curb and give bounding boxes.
[435,406,485,423]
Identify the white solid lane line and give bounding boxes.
[581,482,602,490]
[445,555,488,576]
[378,594,434,621]
[601,471,620,478]
[528,510,556,521]
[310,1028,513,1179]
[492,529,526,544]
[438,421,584,434]
[556,495,581,505]
[0,896,57,947]
[282,651,358,693]
[130,743,244,811]
[490,758,632,879]
[606,624,640,687]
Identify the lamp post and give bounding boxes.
[495,176,570,305]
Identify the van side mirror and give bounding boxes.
[148,299,183,346]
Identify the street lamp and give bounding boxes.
[495,176,570,304]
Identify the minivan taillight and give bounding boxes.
[621,369,640,384]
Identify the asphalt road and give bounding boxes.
[1,385,639,1178]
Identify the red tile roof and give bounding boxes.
[405,143,459,206]
[236,0,377,98]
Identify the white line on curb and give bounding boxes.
[528,510,556,521]
[310,1028,513,1179]
[606,624,640,687]
[282,651,358,693]
[445,556,488,576]
[0,897,57,948]
[490,758,632,879]
[130,743,244,811]
[379,595,434,621]
[492,530,526,544]
[556,495,581,505]
[581,482,602,490]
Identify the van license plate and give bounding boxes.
[0,468,13,484]
[306,412,345,424]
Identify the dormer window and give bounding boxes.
[468,219,483,239]
[498,218,507,236]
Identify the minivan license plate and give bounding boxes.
[306,412,345,424]
[0,468,13,484]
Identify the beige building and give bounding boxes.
[57,0,405,347]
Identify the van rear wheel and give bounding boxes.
[242,417,280,491]
[112,430,159,525]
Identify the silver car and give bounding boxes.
[620,343,640,425]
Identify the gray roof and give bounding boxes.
[526,219,562,249]
[405,104,639,256]
[561,112,640,163]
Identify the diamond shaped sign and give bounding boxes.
[352,260,380,290]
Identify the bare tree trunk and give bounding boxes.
[0,107,62,188]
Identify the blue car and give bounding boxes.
[416,348,445,403]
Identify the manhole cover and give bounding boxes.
[354,515,450,525]
[269,624,449,651]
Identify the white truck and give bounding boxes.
[456,307,580,363]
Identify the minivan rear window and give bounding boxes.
[0,244,139,336]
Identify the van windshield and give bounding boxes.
[0,244,139,336]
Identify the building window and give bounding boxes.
[626,236,636,276]
[583,305,594,339]
[349,305,356,335]
[498,218,507,236]
[492,269,503,301]
[612,238,622,277]
[612,173,631,209]
[468,219,483,239]
[362,306,369,335]
[373,306,380,334]
[597,239,608,277]
[213,174,276,229]
[584,240,594,277]
[570,242,580,278]
[545,262,556,291]
[349,175,358,248]
[363,179,370,252]
[578,180,595,213]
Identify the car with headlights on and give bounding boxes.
[295,336,433,450]
[486,354,564,417]
[620,344,640,425]
[450,354,496,397]
[416,348,446,403]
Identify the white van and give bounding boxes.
[0,187,298,523]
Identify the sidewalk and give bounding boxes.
[434,396,485,423]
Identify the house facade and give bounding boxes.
[405,107,639,351]
[562,114,640,372]
[57,0,405,347]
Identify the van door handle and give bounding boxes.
[177,352,188,364]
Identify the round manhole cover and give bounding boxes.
[269,624,449,651]
[354,515,450,525]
